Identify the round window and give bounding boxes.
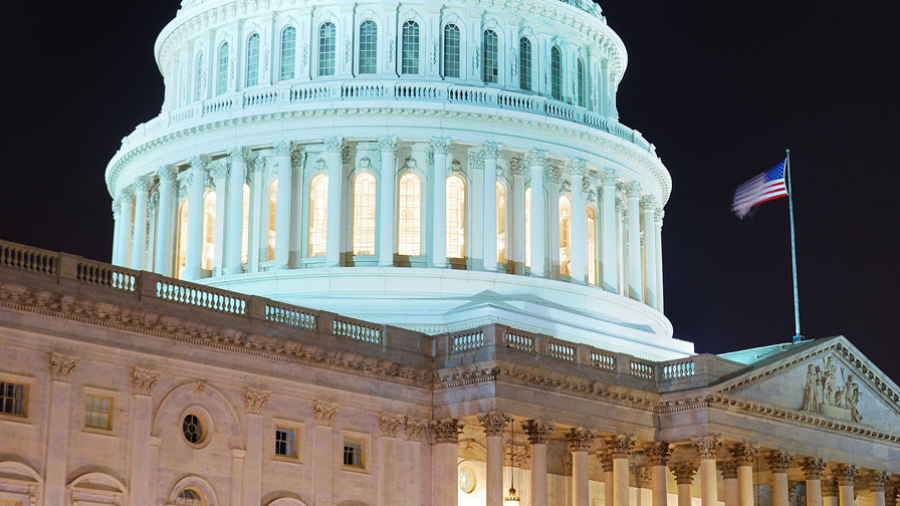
[458,465,476,494]
[182,413,206,445]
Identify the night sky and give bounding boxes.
[2,1,898,380]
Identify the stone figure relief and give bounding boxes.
[387,40,395,64]
[799,355,863,423]
[343,38,351,64]
[301,42,309,68]
[510,50,518,79]
[431,40,438,67]
[473,47,480,72]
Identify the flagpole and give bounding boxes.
[785,149,802,343]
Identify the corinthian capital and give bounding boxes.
[377,135,398,153]
[645,441,672,466]
[718,460,738,479]
[156,165,178,182]
[133,176,152,193]
[430,417,465,444]
[625,181,642,198]
[832,464,860,486]
[521,419,554,444]
[640,195,657,211]
[478,411,512,437]
[431,136,451,155]
[273,141,292,157]
[868,471,891,492]
[600,168,619,186]
[118,186,135,204]
[404,417,428,442]
[765,451,794,473]
[566,427,595,452]
[189,154,210,171]
[242,387,271,415]
[229,146,248,163]
[637,467,653,488]
[49,352,80,382]
[597,450,614,472]
[605,434,637,458]
[691,436,723,460]
[314,400,339,426]
[482,141,503,159]
[799,458,828,479]
[655,208,665,226]
[566,158,587,178]
[379,413,403,438]
[524,149,547,169]
[671,462,699,485]
[132,367,160,396]
[729,443,759,466]
[324,137,344,153]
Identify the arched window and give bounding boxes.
[201,190,216,271]
[267,179,277,261]
[482,29,498,84]
[246,33,260,87]
[309,174,329,257]
[587,206,597,285]
[216,42,229,96]
[401,20,420,75]
[398,173,421,256]
[446,175,466,259]
[241,183,250,265]
[577,58,586,107]
[280,27,297,81]
[194,52,204,102]
[443,24,460,78]
[497,181,506,264]
[175,200,189,279]
[353,173,377,255]
[524,187,532,268]
[559,195,571,276]
[318,22,336,77]
[359,21,378,74]
[519,37,532,91]
[174,488,204,506]
[551,46,562,100]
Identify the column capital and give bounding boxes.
[566,427,595,452]
[566,158,587,177]
[521,419,554,444]
[625,181,642,198]
[822,479,839,497]
[832,464,860,486]
[691,436,723,460]
[118,186,135,204]
[133,175,152,193]
[868,471,891,492]
[156,165,178,182]
[404,417,428,442]
[596,449,614,472]
[525,148,548,168]
[467,146,485,170]
[600,168,619,186]
[430,417,465,444]
[509,157,525,176]
[242,387,271,415]
[314,400,339,426]
[377,135,398,153]
[229,146,249,162]
[655,207,665,226]
[430,136,451,155]
[379,413,403,438]
[765,451,794,473]
[324,136,344,153]
[189,154,210,171]
[637,467,653,489]
[717,460,738,479]
[548,166,563,185]
[273,141,292,157]
[477,411,512,437]
[645,442,673,466]
[671,462,699,485]
[49,352,80,382]
[210,162,229,181]
[640,194,657,211]
[482,141,503,159]
[605,434,637,458]
[111,200,120,218]
[799,458,828,479]
[132,367,160,396]
[730,443,759,466]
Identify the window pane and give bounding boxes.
[482,30,498,84]
[352,173,377,255]
[275,427,297,457]
[267,180,277,261]
[443,24,460,78]
[559,195,571,276]
[519,38,532,91]
[217,43,229,96]
[194,52,204,102]
[577,58,586,107]
[309,175,329,257]
[446,175,466,259]
[318,23,336,76]
[551,46,562,100]
[0,382,26,417]
[402,21,419,75]
[246,34,260,87]
[280,27,297,81]
[359,21,378,75]
[497,181,506,264]
[343,438,363,467]
[85,394,112,430]
[398,173,421,256]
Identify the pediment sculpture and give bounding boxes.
[799,356,862,423]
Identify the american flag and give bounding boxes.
[731,159,789,219]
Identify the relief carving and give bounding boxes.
[799,355,863,423]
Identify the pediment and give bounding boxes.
[716,338,900,436]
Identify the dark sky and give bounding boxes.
[2,1,898,380]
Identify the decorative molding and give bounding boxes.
[691,436,722,460]
[477,411,512,437]
[430,417,464,444]
[566,427,595,452]
[670,462,698,485]
[49,352,80,382]
[645,441,672,466]
[242,387,271,414]
[605,434,636,458]
[379,412,403,438]
[764,451,794,473]
[132,367,161,396]
[314,400,339,426]
[521,419,554,445]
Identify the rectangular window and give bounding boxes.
[0,499,22,506]
[342,437,364,468]
[84,394,113,430]
[275,426,298,458]
[519,38,532,91]
[0,381,27,417]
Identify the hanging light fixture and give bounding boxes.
[503,419,521,506]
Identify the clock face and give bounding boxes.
[458,466,476,494]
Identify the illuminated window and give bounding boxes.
[318,23,336,76]
[588,207,597,284]
[559,195,571,276]
[84,394,112,430]
[309,174,328,257]
[280,27,296,81]
[443,24,460,78]
[275,426,298,458]
[353,173,377,255]
[398,173,421,256]
[193,52,204,102]
[446,175,466,259]
[577,58,586,107]
[241,183,250,265]
[359,21,378,74]
[246,33,260,87]
[176,200,189,279]
[402,21,419,75]
[519,37,532,91]
[497,181,506,264]
[0,499,21,506]
[524,187,531,268]
[182,413,207,445]
[216,43,228,96]
[175,488,204,506]
[551,46,562,100]
[482,30,498,84]
[201,191,216,271]
[343,437,365,469]
[0,380,27,417]
[267,179,277,261]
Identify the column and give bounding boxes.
[511,158,526,274]
[625,181,642,301]
[111,200,122,265]
[599,169,618,292]
[273,142,293,269]
[731,443,759,506]
[522,419,555,506]
[567,427,595,506]
[290,147,306,265]
[646,442,672,506]
[129,368,160,504]
[404,418,428,505]
[766,451,794,506]
[526,149,547,277]
[548,167,561,277]
[800,458,828,506]
[242,387,270,505]
[43,352,80,506]
[823,479,839,506]
[719,460,739,506]
[184,155,209,280]
[325,137,344,267]
[130,177,150,270]
[431,417,464,506]
[154,166,178,275]
[431,137,451,267]
[118,188,135,268]
[637,468,653,506]
[230,449,246,505]
[224,147,248,274]
[599,450,614,506]
[378,136,398,267]
[568,159,587,283]
[641,195,658,307]
[379,414,403,506]
[869,472,891,506]
[210,164,228,276]
[692,436,723,506]
[479,411,512,506]
[654,208,665,312]
[482,141,502,271]
[248,156,266,273]
[671,462,699,506]
[833,464,859,506]
[314,401,339,506]
[607,435,636,506]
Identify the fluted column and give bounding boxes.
[672,462,699,506]
[111,201,123,264]
[523,419,554,506]
[654,208,665,312]
[731,443,759,506]
[800,458,828,506]
[404,418,427,505]
[325,137,344,267]
[693,436,723,506]
[647,442,672,506]
[117,188,135,268]
[823,479,840,506]
[869,472,891,506]
[431,137,451,267]
[273,142,292,269]
[44,353,80,506]
[641,195,658,307]
[379,413,403,506]
[378,136,398,266]
[599,169,619,292]
[526,149,547,277]
[834,465,859,506]
[511,158,526,273]
[567,428,595,506]
[131,176,150,270]
[479,411,512,506]
[230,449,245,505]
[483,142,502,271]
[184,155,209,280]
[569,159,587,283]
[129,368,160,505]
[719,460,740,506]
[154,166,178,275]
[599,450,614,506]
[224,147,247,274]
[431,418,465,506]
[766,451,794,506]
[607,435,636,506]
[314,401,339,506]
[625,181,643,301]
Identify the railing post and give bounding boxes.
[247,295,268,322]
[317,310,337,334]
[482,324,499,348]
[576,344,591,365]
[534,333,550,356]
[138,272,158,301]
[617,354,632,375]
[57,253,81,282]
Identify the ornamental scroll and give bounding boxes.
[799,356,862,423]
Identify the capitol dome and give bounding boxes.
[105,0,690,359]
